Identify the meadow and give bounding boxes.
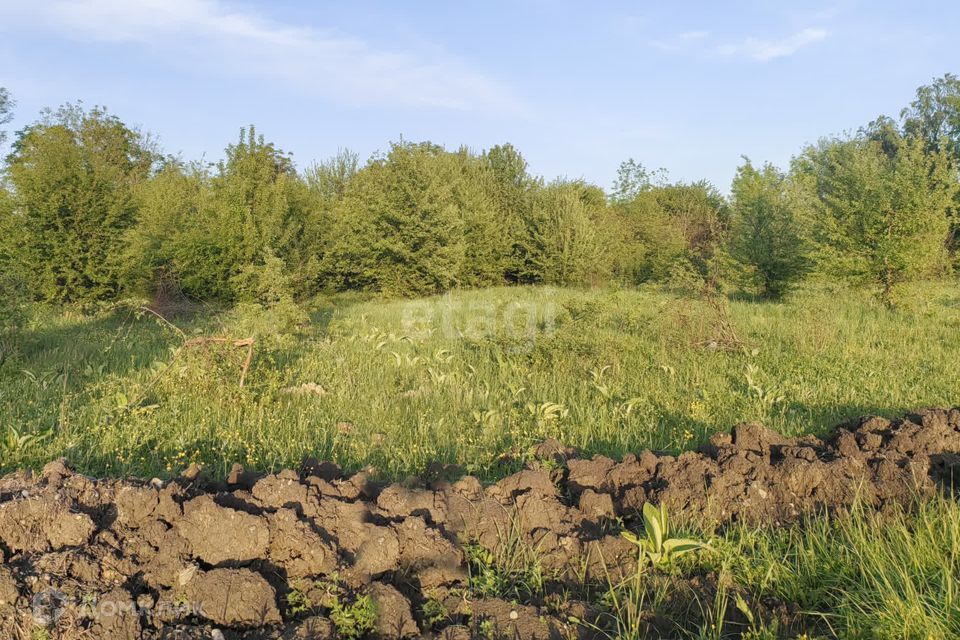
[2,281,958,480]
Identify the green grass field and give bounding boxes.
[2,283,960,638]
[1,281,958,480]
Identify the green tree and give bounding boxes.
[0,185,26,321]
[652,180,728,277]
[794,136,958,305]
[608,189,687,284]
[727,159,809,298]
[610,158,667,203]
[0,185,28,363]
[122,159,212,298]
[214,127,311,277]
[519,180,610,286]
[0,89,24,344]
[126,127,318,301]
[305,148,359,204]
[300,150,362,290]
[900,74,960,260]
[0,87,13,147]
[607,174,727,286]
[901,73,960,159]
[452,147,511,287]
[483,143,539,283]
[323,141,467,296]
[6,104,155,302]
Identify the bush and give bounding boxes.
[322,142,466,296]
[608,177,727,286]
[609,189,687,284]
[517,180,611,286]
[5,104,155,303]
[793,135,958,305]
[727,159,809,299]
[0,182,28,363]
[229,249,308,346]
[125,128,320,302]
[322,141,522,296]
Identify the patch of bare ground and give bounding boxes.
[1,408,958,638]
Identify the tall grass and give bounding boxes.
[697,495,960,638]
[0,282,958,480]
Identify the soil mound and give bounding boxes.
[1,408,958,638]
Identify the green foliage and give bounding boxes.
[621,503,709,569]
[900,73,960,262]
[0,184,28,348]
[323,141,463,295]
[610,158,667,203]
[123,160,213,296]
[328,593,376,640]
[481,144,540,285]
[901,73,960,160]
[0,87,13,147]
[284,582,313,617]
[305,147,359,204]
[323,141,517,295]
[727,159,809,298]
[793,135,958,305]
[4,73,960,308]
[421,597,449,629]
[609,179,727,286]
[609,187,687,284]
[517,180,611,286]
[228,248,308,346]
[5,103,155,302]
[652,180,728,275]
[126,127,319,301]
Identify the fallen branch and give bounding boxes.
[181,336,256,388]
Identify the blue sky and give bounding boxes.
[1,1,957,191]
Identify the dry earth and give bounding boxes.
[1,408,959,638]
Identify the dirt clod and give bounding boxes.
[0,408,957,637]
[176,495,270,565]
[368,582,419,638]
[184,568,281,627]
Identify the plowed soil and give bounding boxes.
[2,408,959,639]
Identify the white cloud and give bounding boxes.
[1,0,521,112]
[716,28,829,61]
[650,29,710,52]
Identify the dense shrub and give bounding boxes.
[609,191,687,284]
[0,185,27,356]
[652,181,728,274]
[5,104,154,303]
[517,180,611,286]
[126,128,321,302]
[792,135,957,305]
[3,75,960,309]
[608,175,726,286]
[322,142,469,296]
[727,159,809,298]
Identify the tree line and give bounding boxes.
[0,75,958,322]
